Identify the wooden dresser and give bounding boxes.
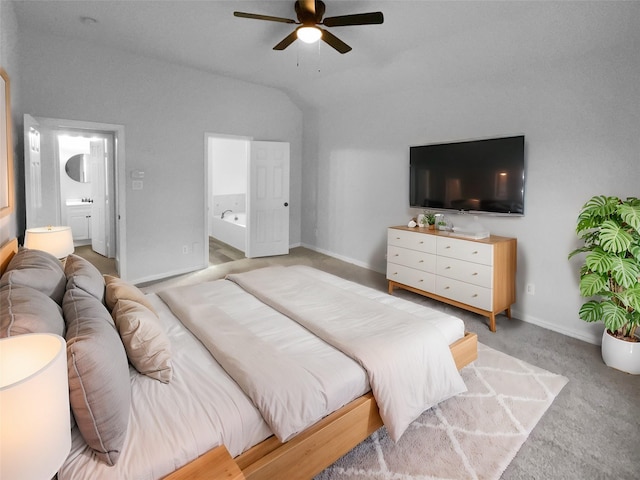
[386,226,517,332]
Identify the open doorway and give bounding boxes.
[57,131,115,257]
[207,134,250,262]
[205,134,291,265]
[24,115,127,277]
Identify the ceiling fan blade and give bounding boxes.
[319,28,351,54]
[323,12,384,27]
[273,30,299,51]
[234,11,297,24]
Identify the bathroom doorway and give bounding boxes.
[207,135,250,256]
[205,133,290,264]
[57,130,115,258]
[24,115,126,277]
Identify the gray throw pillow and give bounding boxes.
[64,254,105,302]
[63,287,131,466]
[0,247,66,304]
[0,284,65,337]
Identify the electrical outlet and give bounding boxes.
[182,245,189,254]
[526,283,535,295]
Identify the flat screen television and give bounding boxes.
[409,135,525,215]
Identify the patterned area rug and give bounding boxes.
[316,343,568,480]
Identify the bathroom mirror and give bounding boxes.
[65,153,90,183]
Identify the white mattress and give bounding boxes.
[59,269,466,480]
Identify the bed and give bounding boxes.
[0,238,477,480]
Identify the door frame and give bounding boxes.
[24,116,127,278]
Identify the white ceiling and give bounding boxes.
[13,1,640,108]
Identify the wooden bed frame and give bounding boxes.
[0,237,17,276]
[0,238,478,480]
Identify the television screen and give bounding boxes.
[409,135,525,215]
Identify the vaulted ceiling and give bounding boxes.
[13,1,639,108]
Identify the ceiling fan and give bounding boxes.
[234,0,384,54]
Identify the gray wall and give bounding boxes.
[17,30,303,283]
[300,17,640,345]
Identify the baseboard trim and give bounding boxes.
[508,309,601,345]
[300,243,385,274]
[131,263,206,286]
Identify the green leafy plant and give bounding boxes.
[423,210,436,226]
[568,195,640,341]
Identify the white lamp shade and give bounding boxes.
[0,334,71,480]
[297,26,322,44]
[24,226,74,259]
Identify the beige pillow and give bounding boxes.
[63,287,131,466]
[0,284,65,338]
[112,299,172,383]
[0,247,66,304]
[64,254,105,302]
[104,275,157,316]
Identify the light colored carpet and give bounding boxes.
[316,343,568,480]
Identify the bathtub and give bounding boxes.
[211,212,246,252]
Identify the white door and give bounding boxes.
[23,114,45,228]
[89,139,107,256]
[246,141,290,258]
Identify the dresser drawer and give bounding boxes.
[435,276,492,311]
[436,236,493,265]
[387,263,436,292]
[436,256,493,288]
[388,229,437,253]
[387,245,436,273]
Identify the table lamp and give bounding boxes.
[24,226,74,259]
[0,333,71,480]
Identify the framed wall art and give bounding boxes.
[0,68,14,218]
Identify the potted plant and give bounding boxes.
[568,195,640,374]
[421,210,436,229]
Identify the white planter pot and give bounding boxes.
[601,330,640,375]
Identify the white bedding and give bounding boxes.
[158,279,372,442]
[59,266,467,480]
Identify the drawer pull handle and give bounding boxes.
[419,259,424,263]
[444,286,450,290]
[472,294,478,298]
[445,246,451,249]
[394,253,399,257]
[472,272,478,276]
[472,251,479,255]
[445,266,451,270]
[419,241,424,244]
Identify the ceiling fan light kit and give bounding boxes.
[297,26,322,44]
[234,0,383,54]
